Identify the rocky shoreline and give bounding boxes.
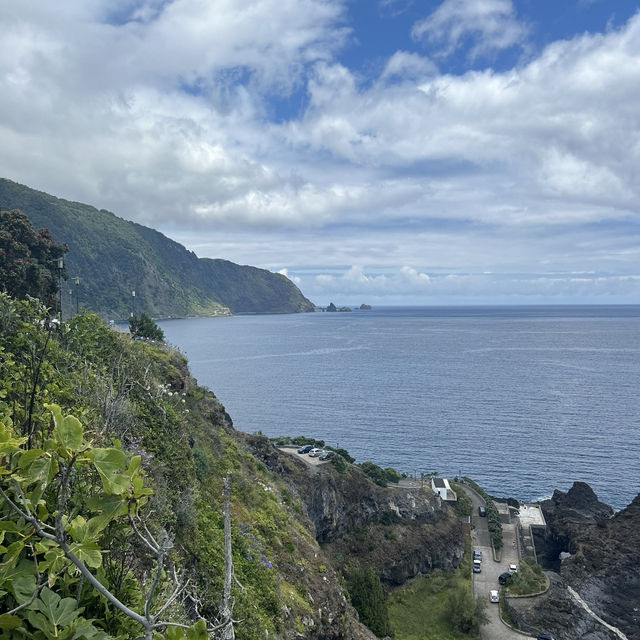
[505,482,639,640]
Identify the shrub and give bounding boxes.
[447,584,488,635]
[346,569,393,637]
[129,312,164,342]
[331,454,348,474]
[452,484,473,517]
[359,461,404,487]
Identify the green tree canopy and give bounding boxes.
[0,209,67,309]
[128,312,164,342]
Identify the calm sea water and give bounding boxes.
[157,306,640,511]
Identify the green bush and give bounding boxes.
[359,461,404,487]
[346,568,393,637]
[452,484,473,517]
[447,584,488,635]
[331,454,348,474]
[270,435,325,448]
[129,311,164,341]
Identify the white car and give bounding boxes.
[490,590,499,603]
[509,564,518,574]
[308,448,321,457]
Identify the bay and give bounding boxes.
[158,306,640,511]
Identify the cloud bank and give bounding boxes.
[0,0,639,304]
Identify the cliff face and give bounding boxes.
[508,482,640,640]
[244,436,465,587]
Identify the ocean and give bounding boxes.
[157,306,640,511]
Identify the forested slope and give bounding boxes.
[0,178,314,319]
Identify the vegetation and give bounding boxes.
[359,461,405,487]
[346,568,392,638]
[388,541,484,639]
[452,484,472,517]
[129,312,165,342]
[462,478,503,550]
[0,294,329,639]
[507,557,548,595]
[0,178,314,319]
[269,435,325,448]
[0,208,67,310]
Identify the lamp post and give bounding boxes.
[131,290,136,318]
[57,257,64,320]
[73,277,80,314]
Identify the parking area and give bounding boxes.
[278,446,332,467]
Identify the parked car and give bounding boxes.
[498,572,512,585]
[536,634,554,640]
[319,450,335,460]
[509,563,518,574]
[308,448,322,457]
[490,590,499,603]
[473,549,483,560]
[298,444,313,454]
[478,506,486,517]
[473,560,482,573]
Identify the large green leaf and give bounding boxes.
[34,587,81,629]
[26,456,58,489]
[16,449,47,469]
[0,614,22,630]
[70,619,112,639]
[46,404,84,453]
[11,574,37,605]
[68,542,102,569]
[85,495,128,539]
[186,619,209,640]
[90,449,128,495]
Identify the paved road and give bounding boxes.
[461,485,532,640]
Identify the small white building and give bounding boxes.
[431,477,457,502]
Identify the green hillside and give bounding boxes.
[0,178,314,319]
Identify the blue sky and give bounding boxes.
[1,0,639,305]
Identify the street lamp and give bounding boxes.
[131,290,136,318]
[57,257,64,320]
[73,277,80,314]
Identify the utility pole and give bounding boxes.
[73,277,80,314]
[57,257,64,320]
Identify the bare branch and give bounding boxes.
[220,472,235,639]
[128,504,159,555]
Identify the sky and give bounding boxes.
[1,0,640,305]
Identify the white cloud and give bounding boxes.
[411,0,528,59]
[1,1,640,303]
[380,51,438,82]
[299,265,640,305]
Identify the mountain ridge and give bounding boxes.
[0,178,314,319]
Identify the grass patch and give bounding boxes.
[387,539,482,640]
[507,557,548,596]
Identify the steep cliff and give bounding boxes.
[244,436,465,587]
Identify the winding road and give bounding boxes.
[461,485,534,640]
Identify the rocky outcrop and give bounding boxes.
[244,435,465,587]
[507,573,620,640]
[542,481,614,524]
[515,483,639,640]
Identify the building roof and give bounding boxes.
[432,478,446,488]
